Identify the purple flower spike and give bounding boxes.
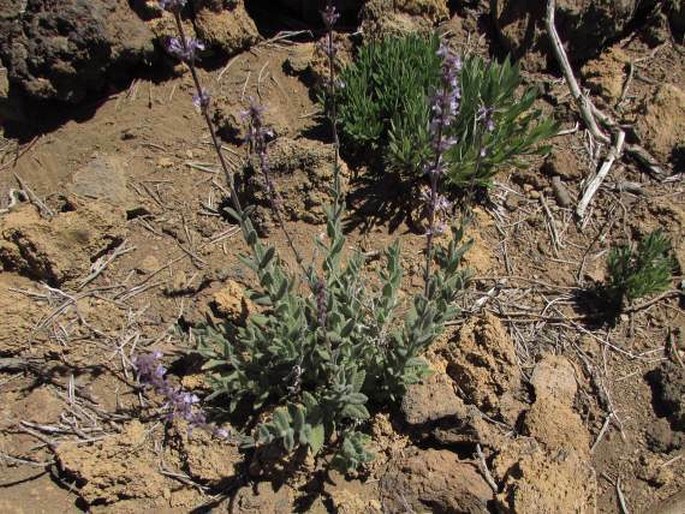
[423,42,463,178]
[242,98,281,206]
[241,98,267,144]
[421,39,464,258]
[133,351,227,438]
[321,4,340,29]
[166,36,205,63]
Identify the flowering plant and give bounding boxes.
[337,33,559,189]
[133,351,228,438]
[135,0,472,472]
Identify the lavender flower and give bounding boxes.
[478,106,495,132]
[318,2,340,61]
[424,43,462,177]
[242,98,278,203]
[321,4,340,29]
[426,42,463,164]
[241,99,270,147]
[166,36,205,63]
[192,88,211,111]
[133,351,228,438]
[159,0,186,12]
[422,41,463,292]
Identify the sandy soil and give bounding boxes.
[0,1,684,513]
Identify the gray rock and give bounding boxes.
[71,154,135,209]
[530,354,577,406]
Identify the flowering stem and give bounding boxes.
[423,121,444,297]
[172,13,247,233]
[244,100,310,280]
[422,43,462,297]
[134,350,228,438]
[323,0,342,209]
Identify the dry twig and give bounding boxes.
[13,173,54,218]
[476,444,499,493]
[545,0,666,221]
[78,240,136,291]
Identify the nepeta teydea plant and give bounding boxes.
[145,0,471,472]
[337,33,559,188]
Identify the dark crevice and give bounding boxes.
[245,0,363,36]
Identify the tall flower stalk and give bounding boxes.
[242,99,309,277]
[423,43,462,295]
[162,1,246,235]
[161,2,306,280]
[321,0,342,206]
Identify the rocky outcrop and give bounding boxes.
[360,0,450,41]
[0,202,126,287]
[0,0,261,104]
[380,448,494,513]
[0,0,155,103]
[240,137,351,231]
[193,0,259,55]
[635,83,685,166]
[445,313,522,417]
[492,0,640,70]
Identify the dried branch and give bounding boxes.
[545,0,667,221]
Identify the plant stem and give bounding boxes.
[173,14,246,231]
[324,0,342,209]
[249,113,310,279]
[423,110,446,298]
[174,13,308,282]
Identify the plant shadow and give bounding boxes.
[343,172,423,236]
[572,285,622,328]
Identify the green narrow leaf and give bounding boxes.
[309,423,325,456]
[283,429,296,452]
[260,246,276,269]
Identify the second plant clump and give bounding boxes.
[336,33,559,188]
[603,229,677,313]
